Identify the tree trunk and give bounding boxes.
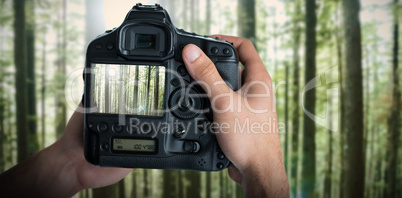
[41,32,47,149]
[0,52,3,173]
[185,171,201,198]
[0,8,4,171]
[235,184,243,198]
[118,178,125,198]
[163,170,177,198]
[323,94,333,198]
[143,169,149,198]
[133,66,139,111]
[92,184,118,198]
[206,172,211,198]
[178,170,184,198]
[284,62,289,171]
[301,0,317,196]
[104,64,110,112]
[118,65,125,114]
[153,67,160,115]
[55,0,67,138]
[145,67,151,114]
[385,0,400,197]
[14,0,29,163]
[219,171,224,198]
[291,0,301,196]
[238,0,256,45]
[26,0,38,154]
[335,1,345,196]
[131,170,137,197]
[341,0,365,197]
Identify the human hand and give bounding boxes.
[0,104,131,198]
[56,104,132,193]
[182,35,289,197]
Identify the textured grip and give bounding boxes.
[215,61,240,91]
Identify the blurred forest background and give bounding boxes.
[0,0,401,197]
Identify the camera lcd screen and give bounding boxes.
[91,63,165,117]
[112,138,156,152]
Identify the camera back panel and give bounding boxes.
[83,4,239,171]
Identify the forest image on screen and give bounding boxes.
[91,64,165,117]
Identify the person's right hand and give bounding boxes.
[182,35,289,197]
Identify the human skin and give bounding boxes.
[0,35,289,198]
[182,35,289,197]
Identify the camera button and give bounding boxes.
[95,43,102,50]
[211,47,219,54]
[217,152,225,160]
[183,141,200,153]
[106,43,114,50]
[170,78,180,87]
[97,122,108,132]
[177,65,187,76]
[112,123,124,133]
[216,163,224,169]
[101,142,109,151]
[223,48,230,55]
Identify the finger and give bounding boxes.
[182,44,232,99]
[60,103,85,150]
[211,35,271,85]
[64,103,84,135]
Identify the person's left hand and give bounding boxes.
[0,103,132,198]
[56,104,132,191]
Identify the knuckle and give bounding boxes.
[243,38,254,47]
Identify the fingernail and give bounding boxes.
[184,45,201,63]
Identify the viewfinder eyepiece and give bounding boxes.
[136,34,156,49]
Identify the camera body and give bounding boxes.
[83,3,239,171]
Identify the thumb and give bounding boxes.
[182,44,231,100]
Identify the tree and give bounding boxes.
[301,0,317,196]
[238,0,256,45]
[385,0,400,197]
[55,0,67,138]
[163,170,177,198]
[334,1,345,196]
[26,0,39,154]
[219,171,224,198]
[143,169,150,198]
[178,170,184,198]
[341,0,365,197]
[324,92,334,198]
[185,171,201,198]
[118,179,125,198]
[290,0,302,196]
[92,184,118,198]
[206,171,211,198]
[14,0,29,163]
[40,28,47,149]
[131,170,137,197]
[284,62,289,172]
[0,0,7,172]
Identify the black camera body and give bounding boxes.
[83,3,239,171]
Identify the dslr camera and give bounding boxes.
[83,3,239,171]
